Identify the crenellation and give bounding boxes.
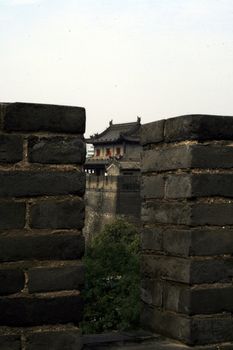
[141,114,233,347]
[0,102,85,349]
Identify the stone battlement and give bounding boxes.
[0,102,86,350]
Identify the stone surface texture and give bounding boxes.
[140,114,233,348]
[0,102,85,350]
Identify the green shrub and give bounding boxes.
[81,219,140,334]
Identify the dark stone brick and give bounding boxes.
[141,304,191,344]
[191,203,233,226]
[28,136,86,164]
[190,228,233,256]
[28,265,84,293]
[3,102,85,134]
[141,175,165,199]
[141,202,191,225]
[191,316,233,345]
[166,174,233,198]
[142,144,233,173]
[0,202,25,229]
[140,120,165,145]
[0,232,84,262]
[141,226,163,251]
[164,114,233,142]
[141,279,163,307]
[163,229,192,257]
[30,199,85,229]
[142,255,233,284]
[0,171,85,198]
[165,175,192,198]
[27,331,82,350]
[164,283,233,315]
[163,227,233,257]
[142,305,233,345]
[142,201,233,226]
[0,294,83,326]
[163,283,188,314]
[190,258,233,284]
[191,144,233,169]
[0,135,23,164]
[0,335,21,350]
[142,146,191,173]
[0,269,25,295]
[141,255,190,283]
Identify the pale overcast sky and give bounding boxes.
[0,0,233,136]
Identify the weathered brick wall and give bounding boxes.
[84,175,141,241]
[0,102,85,350]
[141,115,233,347]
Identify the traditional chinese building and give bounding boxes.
[85,117,141,176]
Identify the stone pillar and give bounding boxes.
[0,103,86,350]
[141,115,233,348]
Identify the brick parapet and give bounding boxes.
[141,115,233,347]
[0,102,85,350]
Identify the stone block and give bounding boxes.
[164,283,233,315]
[163,229,192,257]
[142,255,233,284]
[165,174,233,198]
[28,136,86,164]
[0,269,25,295]
[0,232,85,262]
[26,331,82,350]
[140,279,163,307]
[142,305,233,345]
[191,315,233,345]
[163,228,233,257]
[142,201,233,226]
[140,120,165,145]
[141,202,191,225]
[0,335,21,350]
[0,135,23,163]
[141,226,163,251]
[191,144,233,169]
[0,202,25,229]
[164,114,233,142]
[141,305,191,344]
[191,203,233,226]
[0,295,83,326]
[141,255,190,283]
[190,258,233,284]
[28,265,85,293]
[141,175,165,199]
[3,102,85,134]
[142,144,233,173]
[142,146,191,173]
[0,171,85,197]
[190,228,233,256]
[30,199,85,229]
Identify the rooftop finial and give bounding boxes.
[109,119,113,126]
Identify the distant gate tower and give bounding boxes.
[85,117,141,176]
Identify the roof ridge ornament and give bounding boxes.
[109,119,113,126]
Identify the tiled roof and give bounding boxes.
[87,119,141,144]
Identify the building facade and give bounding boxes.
[85,117,141,176]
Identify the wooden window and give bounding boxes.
[116,147,121,155]
[96,149,100,156]
[106,148,111,156]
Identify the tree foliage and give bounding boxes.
[81,219,140,334]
